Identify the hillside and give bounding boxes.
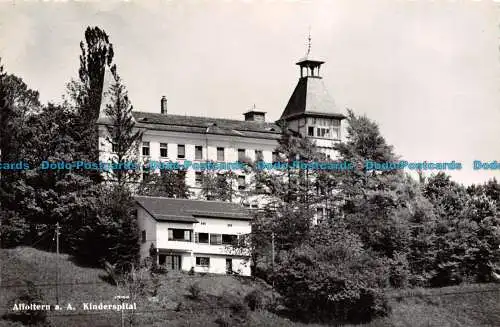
[1,247,499,327]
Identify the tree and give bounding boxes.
[71,184,140,271]
[104,70,143,187]
[422,172,474,285]
[137,169,191,198]
[0,60,39,247]
[67,26,115,178]
[199,170,235,201]
[274,223,390,323]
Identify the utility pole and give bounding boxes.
[55,222,60,304]
[115,295,129,327]
[271,231,275,304]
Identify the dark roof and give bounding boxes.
[129,112,282,139]
[135,196,252,223]
[280,76,346,121]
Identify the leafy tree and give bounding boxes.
[0,60,39,247]
[71,184,140,271]
[137,169,191,198]
[274,222,390,323]
[332,111,412,258]
[199,171,235,201]
[422,173,473,285]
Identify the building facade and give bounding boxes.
[97,46,347,273]
[97,46,346,204]
[136,196,252,276]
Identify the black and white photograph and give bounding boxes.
[0,0,499,326]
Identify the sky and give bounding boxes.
[0,0,499,185]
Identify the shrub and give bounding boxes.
[214,315,231,327]
[151,264,168,275]
[389,252,410,288]
[274,225,391,323]
[3,281,51,326]
[244,289,265,311]
[218,291,249,320]
[187,282,202,299]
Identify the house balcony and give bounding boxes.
[156,240,250,257]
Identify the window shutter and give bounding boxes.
[168,229,173,240]
[184,230,190,241]
[194,232,199,243]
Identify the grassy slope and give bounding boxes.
[1,247,499,327]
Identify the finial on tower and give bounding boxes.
[306,26,312,57]
[296,27,324,78]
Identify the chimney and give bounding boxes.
[243,105,266,122]
[161,96,167,115]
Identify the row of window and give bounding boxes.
[140,143,273,162]
[195,257,233,273]
[194,172,248,190]
[307,126,341,139]
[167,229,239,245]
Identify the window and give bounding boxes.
[168,229,192,241]
[195,146,203,160]
[255,150,263,161]
[142,169,150,182]
[222,234,237,245]
[196,257,210,267]
[200,222,206,226]
[210,233,222,245]
[141,230,146,243]
[317,127,330,138]
[195,172,203,185]
[227,224,232,227]
[217,147,225,161]
[177,144,185,159]
[238,149,245,162]
[112,143,118,153]
[238,175,246,190]
[316,208,324,222]
[142,142,150,156]
[331,126,340,139]
[195,232,209,243]
[160,143,168,158]
[308,126,314,136]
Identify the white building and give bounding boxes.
[97,45,346,204]
[136,195,252,276]
[97,44,348,273]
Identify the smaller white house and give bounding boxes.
[135,196,252,276]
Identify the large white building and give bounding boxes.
[97,45,346,274]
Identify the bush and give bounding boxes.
[214,315,231,327]
[389,252,410,288]
[218,291,249,320]
[274,225,391,323]
[3,281,51,326]
[244,289,265,311]
[151,264,168,275]
[187,282,202,299]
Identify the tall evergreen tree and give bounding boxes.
[67,26,115,178]
[104,70,143,187]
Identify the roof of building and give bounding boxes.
[116,112,282,139]
[280,76,346,121]
[135,196,252,223]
